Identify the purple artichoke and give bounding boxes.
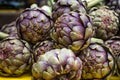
[16,6,53,44]
[0,37,32,76]
[105,36,120,57]
[33,40,55,61]
[51,11,93,54]
[32,48,82,80]
[0,21,19,38]
[105,36,120,76]
[52,0,86,21]
[79,42,115,79]
[89,6,119,40]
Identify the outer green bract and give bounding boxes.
[79,43,115,79]
[52,0,86,21]
[89,6,119,40]
[51,11,93,54]
[32,48,82,80]
[16,7,53,44]
[0,37,32,76]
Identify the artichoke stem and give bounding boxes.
[87,0,103,8]
[41,5,52,16]
[30,3,38,8]
[49,0,54,7]
[0,32,9,39]
[91,38,104,44]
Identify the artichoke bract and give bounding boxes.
[16,6,53,44]
[32,48,82,80]
[51,11,93,54]
[89,6,119,40]
[52,0,86,21]
[79,43,115,79]
[33,40,55,61]
[0,37,32,76]
[0,21,19,38]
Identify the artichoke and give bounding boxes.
[16,6,53,44]
[79,42,115,79]
[32,48,82,80]
[51,11,93,54]
[52,0,86,21]
[33,40,55,61]
[105,0,120,35]
[0,21,19,38]
[0,37,32,76]
[105,36,120,76]
[89,6,119,40]
[105,36,120,57]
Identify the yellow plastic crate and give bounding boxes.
[0,73,31,80]
[0,73,119,80]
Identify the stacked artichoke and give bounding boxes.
[89,6,119,40]
[0,37,32,76]
[52,0,86,21]
[51,11,93,54]
[0,21,19,38]
[79,42,115,79]
[0,0,120,79]
[16,6,53,44]
[32,48,83,80]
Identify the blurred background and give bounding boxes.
[0,0,48,27]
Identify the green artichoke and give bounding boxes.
[52,0,86,21]
[16,6,53,44]
[89,6,119,40]
[51,11,93,54]
[33,40,55,61]
[0,21,19,38]
[79,42,115,79]
[32,48,82,80]
[0,37,32,76]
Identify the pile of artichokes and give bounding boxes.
[0,0,120,79]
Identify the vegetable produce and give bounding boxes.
[0,21,19,38]
[0,37,32,76]
[32,48,83,80]
[105,36,120,57]
[89,6,119,40]
[16,6,53,44]
[51,11,93,54]
[79,42,115,79]
[52,0,86,21]
[33,40,55,61]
